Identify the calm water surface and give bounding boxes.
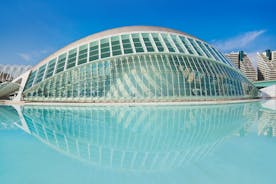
[0,100,276,184]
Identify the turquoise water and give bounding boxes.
[0,100,276,184]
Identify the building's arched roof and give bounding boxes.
[21,26,259,102]
[76,26,196,42]
[30,25,232,70]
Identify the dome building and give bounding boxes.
[5,26,259,102]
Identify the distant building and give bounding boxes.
[257,50,276,81]
[0,65,31,99]
[0,64,31,83]
[225,51,257,81]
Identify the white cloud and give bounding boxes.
[16,49,50,63]
[17,53,32,62]
[39,49,49,54]
[247,52,259,69]
[212,30,266,52]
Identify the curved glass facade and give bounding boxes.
[22,27,258,102]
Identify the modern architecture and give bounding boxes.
[257,50,276,81]
[225,51,257,81]
[0,26,259,102]
[0,64,31,83]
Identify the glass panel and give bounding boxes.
[55,53,67,74]
[100,38,110,59]
[78,44,88,65]
[131,34,144,53]
[179,36,194,54]
[211,47,232,66]
[204,44,221,61]
[34,64,46,84]
[111,36,122,56]
[67,49,77,69]
[45,58,57,79]
[161,33,175,52]
[170,35,185,53]
[24,70,37,90]
[89,41,99,61]
[187,38,204,56]
[196,41,212,58]
[141,33,155,52]
[121,34,133,54]
[151,33,164,52]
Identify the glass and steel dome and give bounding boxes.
[22,26,258,102]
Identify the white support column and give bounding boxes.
[13,70,31,101]
[12,105,31,134]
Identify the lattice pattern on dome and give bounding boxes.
[21,27,258,102]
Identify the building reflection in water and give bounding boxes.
[2,101,275,171]
[258,100,276,137]
[0,105,20,130]
[7,102,259,172]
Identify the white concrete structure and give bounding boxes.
[257,50,276,81]
[12,70,31,101]
[261,99,276,110]
[0,64,31,83]
[0,65,31,99]
[260,85,276,98]
[225,51,257,81]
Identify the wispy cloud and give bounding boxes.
[17,53,32,62]
[16,49,51,63]
[212,30,266,52]
[247,52,259,69]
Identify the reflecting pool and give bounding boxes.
[0,100,276,184]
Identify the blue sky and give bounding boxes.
[0,0,275,66]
